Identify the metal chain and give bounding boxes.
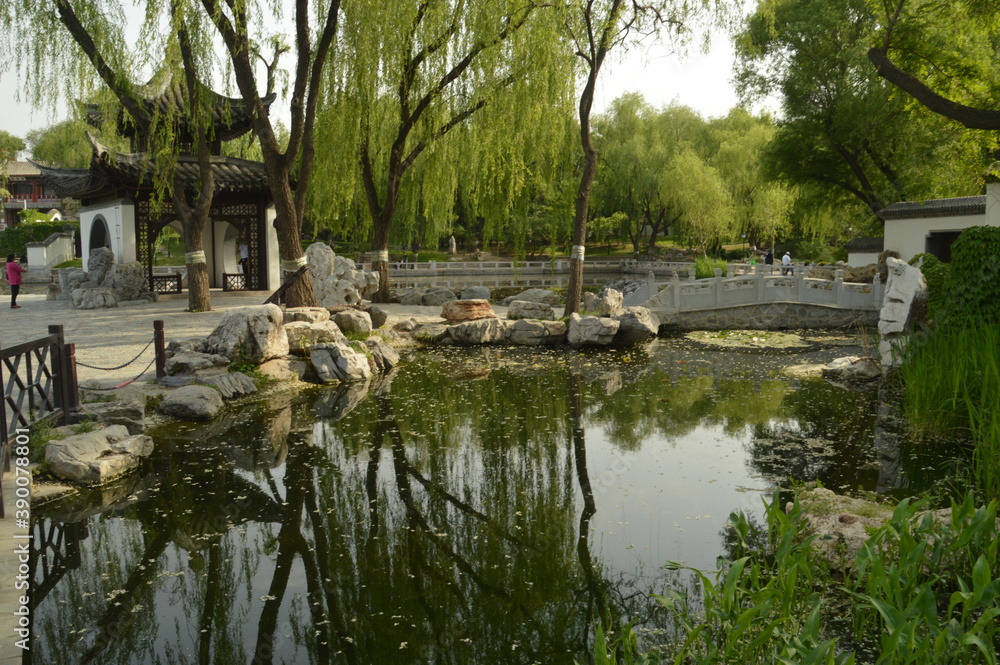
[76,337,156,372]
[84,356,158,391]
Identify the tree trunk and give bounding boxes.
[371,211,392,303]
[271,179,318,308]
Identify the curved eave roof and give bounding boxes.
[844,237,884,252]
[878,195,985,220]
[34,140,276,199]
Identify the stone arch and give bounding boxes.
[88,215,111,254]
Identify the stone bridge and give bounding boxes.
[625,267,884,331]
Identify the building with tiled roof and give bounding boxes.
[35,77,282,294]
[876,179,999,262]
[2,161,65,229]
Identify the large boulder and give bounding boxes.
[567,313,619,348]
[398,288,428,306]
[104,261,151,301]
[598,289,624,317]
[333,309,373,336]
[45,425,154,485]
[201,304,289,364]
[282,307,331,324]
[447,318,513,345]
[164,351,231,376]
[507,300,555,321]
[500,288,561,307]
[58,268,89,297]
[613,307,660,345]
[310,342,372,382]
[79,401,146,435]
[198,372,259,400]
[72,287,119,309]
[158,385,224,421]
[441,299,496,322]
[422,287,458,306]
[258,357,309,382]
[363,337,400,372]
[307,242,380,307]
[366,305,388,329]
[460,286,491,301]
[284,321,349,354]
[509,319,567,346]
[821,356,881,383]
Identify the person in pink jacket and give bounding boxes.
[6,253,24,309]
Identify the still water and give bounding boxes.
[30,337,958,664]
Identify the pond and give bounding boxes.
[29,335,961,664]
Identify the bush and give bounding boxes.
[942,226,1000,326]
[694,256,727,278]
[0,220,78,259]
[909,253,950,322]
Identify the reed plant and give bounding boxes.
[900,324,1000,499]
[693,256,727,279]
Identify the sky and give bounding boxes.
[1,28,746,152]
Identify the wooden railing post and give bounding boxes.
[154,320,166,379]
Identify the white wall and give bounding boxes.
[847,251,880,267]
[884,212,984,262]
[80,200,131,271]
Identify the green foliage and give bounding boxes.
[228,361,275,389]
[0,220,77,258]
[144,394,164,416]
[71,419,99,434]
[795,239,839,264]
[17,210,53,224]
[909,253,950,321]
[27,120,106,168]
[694,256,727,279]
[942,226,1000,326]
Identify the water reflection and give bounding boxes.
[30,340,960,664]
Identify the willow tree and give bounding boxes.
[1,0,221,311]
[561,0,718,315]
[311,0,574,302]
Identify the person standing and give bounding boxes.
[239,241,249,274]
[764,249,773,268]
[781,251,792,276]
[6,253,24,308]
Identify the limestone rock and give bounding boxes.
[284,321,348,354]
[258,357,308,382]
[165,351,231,376]
[363,337,400,372]
[282,307,330,324]
[583,292,600,313]
[158,385,224,421]
[333,309,373,336]
[509,319,567,346]
[59,267,89,295]
[310,342,372,382]
[399,288,427,306]
[72,287,119,309]
[104,262,152,301]
[878,258,927,372]
[598,289,624,317]
[422,287,457,306]
[567,313,619,347]
[87,247,116,285]
[499,288,561,307]
[613,307,660,345]
[366,305,388,329]
[413,323,451,343]
[79,401,145,435]
[447,318,513,345]
[198,372,259,399]
[307,242,380,307]
[201,304,289,364]
[394,318,419,332]
[45,425,154,485]
[460,286,491,301]
[164,338,203,359]
[507,300,555,321]
[442,299,496,322]
[821,356,881,383]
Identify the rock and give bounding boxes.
[46,283,60,301]
[792,487,894,571]
[201,304,289,364]
[310,382,371,421]
[45,425,154,485]
[507,300,555,321]
[441,299,496,322]
[258,357,308,382]
[333,309,373,336]
[59,267,89,295]
[104,261,152,301]
[72,287,119,309]
[307,242,380,307]
[366,305,388,329]
[422,287,458,306]
[878,258,927,372]
[447,318,513,345]
[79,401,145,435]
[567,313,619,347]
[399,288,427,306]
[282,307,330,324]
[198,372,259,399]
[394,318,419,332]
[413,323,451,343]
[583,292,600,313]
[613,307,660,345]
[509,319,567,346]
[164,351,231,376]
[87,247,116,284]
[158,376,197,388]
[284,321,348,354]
[598,289,624,317]
[500,288,561,307]
[310,342,372,382]
[158,385,224,421]
[821,356,881,383]
[363,337,400,372]
[460,286,491,301]
[165,338,203,359]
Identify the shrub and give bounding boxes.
[942,226,1000,326]
[909,253,950,322]
[0,220,78,259]
[694,256,727,279]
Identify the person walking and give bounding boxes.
[781,251,792,276]
[6,253,24,308]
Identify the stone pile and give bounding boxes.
[306,242,380,307]
[55,247,158,309]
